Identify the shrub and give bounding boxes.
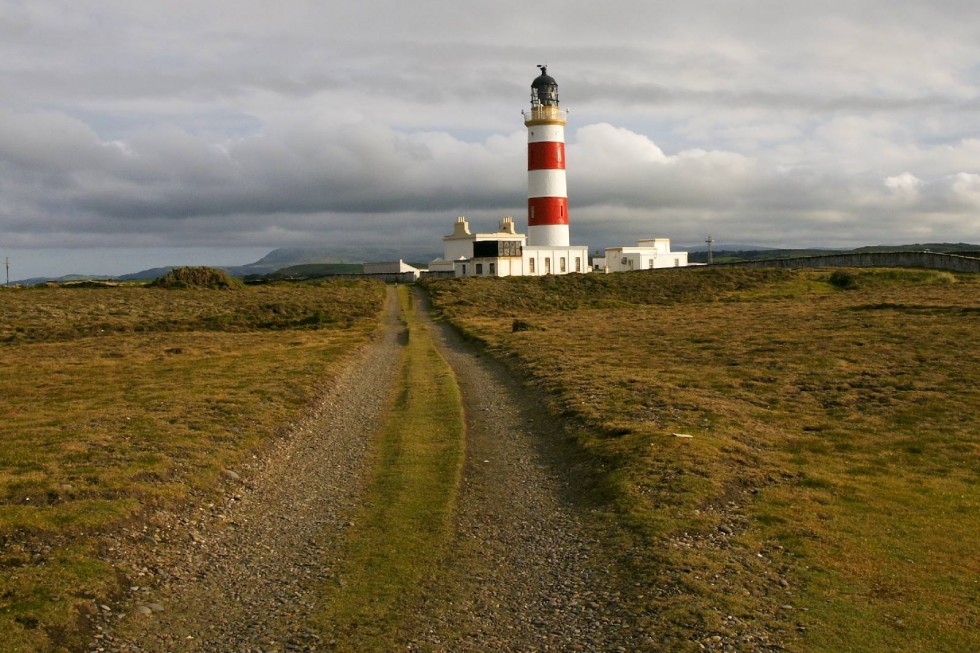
[828,270,858,290]
[512,319,545,332]
[150,267,243,290]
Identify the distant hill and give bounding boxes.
[254,263,365,280]
[15,247,441,285]
[852,243,980,255]
[224,247,438,277]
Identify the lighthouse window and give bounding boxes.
[489,263,496,275]
[529,258,535,274]
[545,257,551,274]
[476,263,484,275]
[575,257,581,272]
[560,257,566,273]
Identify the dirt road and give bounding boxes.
[89,286,645,652]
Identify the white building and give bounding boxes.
[591,251,607,271]
[427,216,589,278]
[427,216,526,275]
[602,239,688,273]
[363,259,422,277]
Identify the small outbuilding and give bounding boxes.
[602,239,688,273]
[362,260,423,282]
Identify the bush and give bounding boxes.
[150,267,243,290]
[512,319,545,332]
[828,270,858,290]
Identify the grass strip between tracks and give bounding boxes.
[316,285,465,650]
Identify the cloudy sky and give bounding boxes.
[2,0,979,278]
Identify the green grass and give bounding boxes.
[422,267,980,652]
[0,280,385,651]
[316,286,465,651]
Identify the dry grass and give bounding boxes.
[423,267,980,652]
[0,280,385,652]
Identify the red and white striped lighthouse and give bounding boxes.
[524,65,569,247]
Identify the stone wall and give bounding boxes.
[726,251,980,273]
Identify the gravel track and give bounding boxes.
[89,288,404,652]
[398,288,646,652]
[87,285,645,652]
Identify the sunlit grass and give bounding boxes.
[0,280,385,651]
[424,267,980,651]
[316,286,465,651]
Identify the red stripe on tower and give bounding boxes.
[523,65,569,247]
[527,141,565,170]
[528,197,568,225]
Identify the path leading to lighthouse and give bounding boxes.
[88,287,406,652]
[88,285,645,652]
[396,288,644,651]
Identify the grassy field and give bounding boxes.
[0,279,385,652]
[316,286,466,650]
[423,267,980,652]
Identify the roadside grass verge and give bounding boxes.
[422,267,980,652]
[316,285,465,651]
[0,280,385,652]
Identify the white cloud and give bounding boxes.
[949,172,980,209]
[884,172,923,202]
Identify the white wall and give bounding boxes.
[523,246,589,276]
[443,238,473,262]
[453,257,527,277]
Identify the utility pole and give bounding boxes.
[705,235,714,265]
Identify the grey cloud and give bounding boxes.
[1,0,979,260]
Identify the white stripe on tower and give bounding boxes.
[524,66,569,248]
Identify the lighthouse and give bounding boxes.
[428,66,591,278]
[524,65,569,247]
[425,65,686,278]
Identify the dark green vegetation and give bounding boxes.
[148,266,243,289]
[0,280,385,652]
[423,267,979,652]
[317,286,465,650]
[246,262,365,282]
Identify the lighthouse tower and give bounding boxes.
[524,65,569,247]
[430,66,589,278]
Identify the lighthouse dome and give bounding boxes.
[532,68,557,89]
[531,65,559,106]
